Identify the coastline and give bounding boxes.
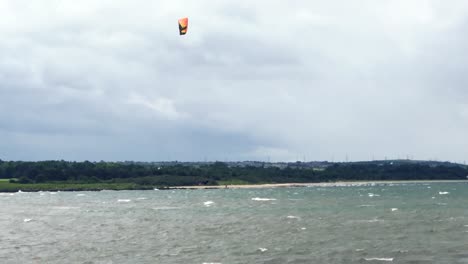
[169,180,468,190]
[1,180,466,193]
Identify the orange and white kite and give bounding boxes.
[178,17,188,35]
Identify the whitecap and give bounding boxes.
[391,208,398,212]
[204,201,215,206]
[368,193,380,197]
[24,218,32,223]
[251,197,277,201]
[154,188,159,191]
[53,206,79,210]
[287,216,300,219]
[439,191,449,195]
[76,194,85,197]
[356,249,365,252]
[359,204,375,207]
[301,227,307,230]
[202,263,222,264]
[136,197,147,200]
[117,199,131,203]
[364,257,393,262]
[367,218,384,223]
[258,248,268,252]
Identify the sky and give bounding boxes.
[1,0,468,162]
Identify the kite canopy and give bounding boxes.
[178,17,188,35]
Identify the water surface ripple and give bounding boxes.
[1,182,468,263]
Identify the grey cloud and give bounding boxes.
[0,1,467,162]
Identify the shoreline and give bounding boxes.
[169,180,468,190]
[1,180,467,193]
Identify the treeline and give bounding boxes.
[0,160,467,187]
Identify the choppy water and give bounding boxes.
[1,182,468,263]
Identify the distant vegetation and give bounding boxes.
[0,159,467,192]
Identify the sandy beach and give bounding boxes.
[168,180,468,190]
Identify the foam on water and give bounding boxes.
[391,208,398,212]
[364,258,393,262]
[287,216,299,219]
[23,218,32,222]
[258,248,268,252]
[53,206,79,210]
[204,201,215,207]
[117,199,131,203]
[366,218,384,223]
[439,191,449,195]
[251,197,277,201]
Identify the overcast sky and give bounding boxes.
[1,0,467,162]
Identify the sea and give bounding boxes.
[1,182,468,264]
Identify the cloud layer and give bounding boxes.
[1,0,468,162]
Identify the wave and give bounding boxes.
[204,201,215,206]
[364,257,394,262]
[152,207,180,210]
[52,206,80,210]
[251,197,277,201]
